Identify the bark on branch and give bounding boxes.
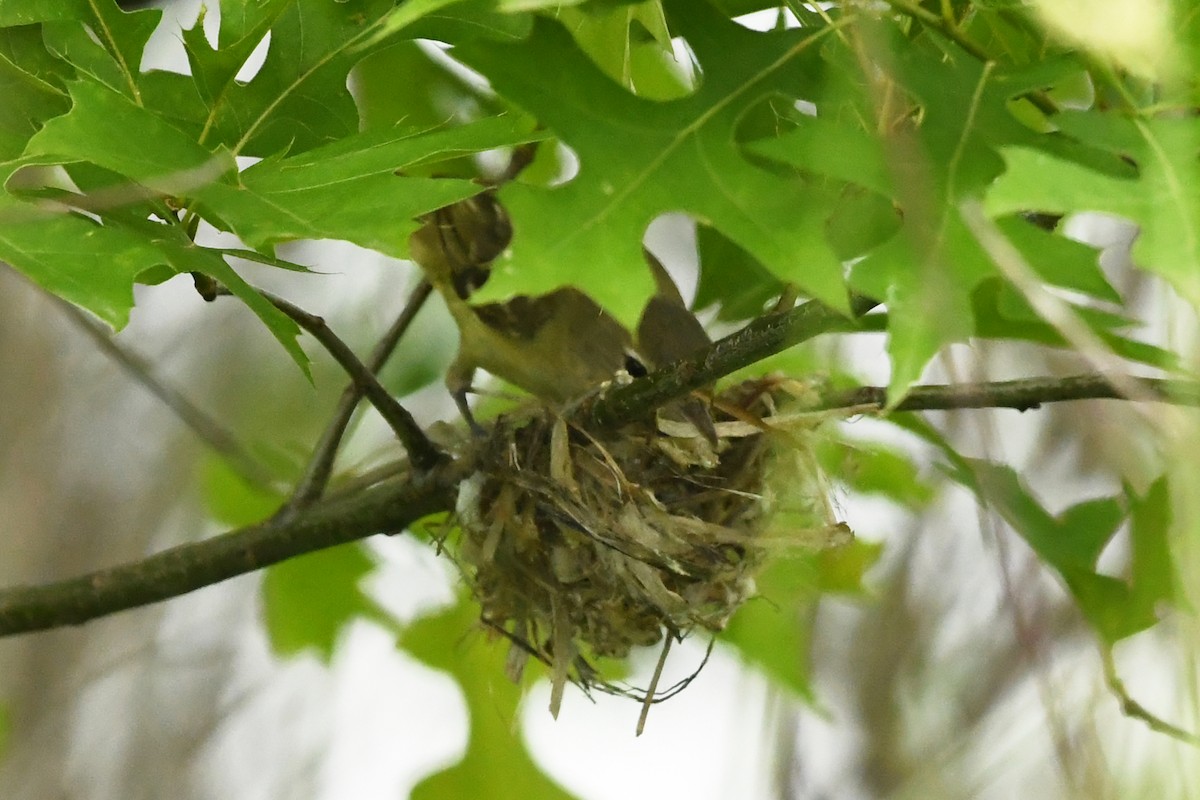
[0,460,468,637]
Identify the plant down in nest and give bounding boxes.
[449,377,852,730]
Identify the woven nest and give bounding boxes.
[448,377,850,719]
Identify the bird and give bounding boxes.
[409,194,633,430]
[636,250,718,444]
[636,250,711,370]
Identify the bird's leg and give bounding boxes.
[454,389,485,436]
[446,358,486,436]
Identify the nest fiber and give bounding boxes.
[452,378,844,710]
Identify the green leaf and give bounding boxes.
[195,115,543,257]
[181,0,290,112]
[950,459,1180,645]
[117,218,310,377]
[201,455,284,527]
[364,0,474,50]
[694,224,782,321]
[353,40,502,135]
[0,0,85,25]
[843,38,1075,399]
[708,0,780,16]
[555,1,690,101]
[965,460,1124,572]
[186,0,394,155]
[0,191,163,328]
[0,26,71,160]
[823,184,903,263]
[824,437,934,510]
[752,29,1128,401]
[1126,476,1180,620]
[971,280,1181,370]
[26,78,236,191]
[0,171,308,372]
[816,538,884,595]
[849,221,986,400]
[44,4,157,94]
[262,543,381,662]
[746,114,895,198]
[401,593,579,800]
[455,0,849,325]
[723,555,821,699]
[495,0,588,10]
[41,0,160,102]
[993,214,1119,302]
[395,0,533,45]
[986,115,1200,308]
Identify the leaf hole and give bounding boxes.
[731,9,794,32]
[416,40,495,99]
[235,31,271,84]
[643,213,700,307]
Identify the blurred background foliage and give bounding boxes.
[1,0,1199,798]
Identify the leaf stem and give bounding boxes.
[1101,647,1200,746]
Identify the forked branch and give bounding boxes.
[1,290,1196,637]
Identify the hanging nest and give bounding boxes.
[446,376,851,720]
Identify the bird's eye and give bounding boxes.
[625,354,649,378]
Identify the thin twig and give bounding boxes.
[54,298,280,491]
[286,280,434,510]
[637,633,673,736]
[259,291,446,472]
[819,374,1200,413]
[1102,647,1200,746]
[320,458,411,502]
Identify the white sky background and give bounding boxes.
[0,3,1195,799]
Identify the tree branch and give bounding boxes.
[819,373,1200,412]
[5,281,1196,639]
[0,458,468,638]
[262,292,446,472]
[587,293,880,429]
[286,280,434,511]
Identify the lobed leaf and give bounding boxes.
[195,114,543,256]
[26,78,236,190]
[0,189,168,328]
[0,25,71,159]
[950,459,1180,646]
[184,0,394,155]
[454,0,849,325]
[401,593,579,800]
[263,544,383,662]
[986,115,1200,308]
